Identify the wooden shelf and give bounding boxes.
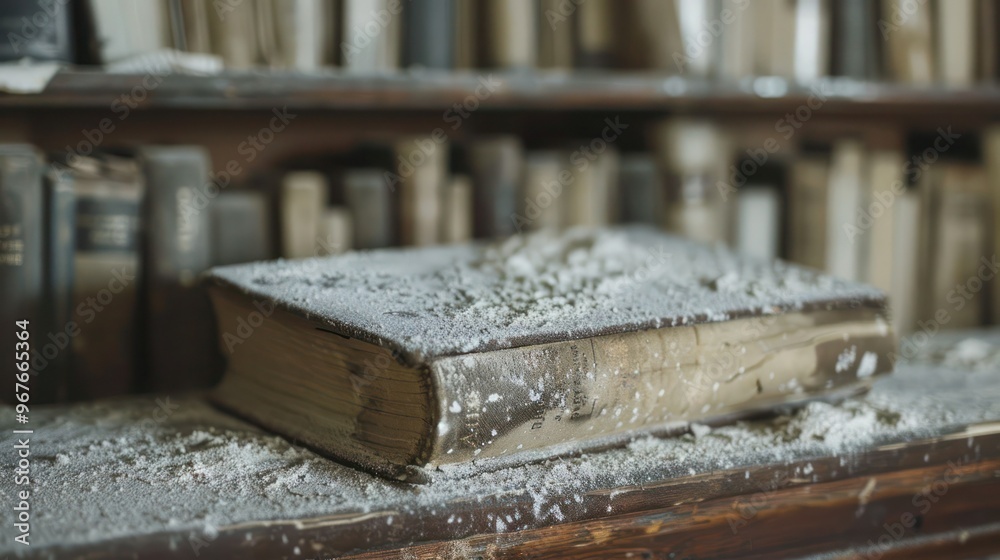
[4,70,1000,116]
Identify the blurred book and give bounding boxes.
[468,136,522,238]
[0,146,44,404]
[480,0,537,69]
[342,0,400,72]
[42,166,75,403]
[734,185,781,261]
[281,171,327,258]
[442,175,472,243]
[66,153,143,400]
[881,0,934,84]
[211,190,273,266]
[574,0,615,69]
[537,0,574,69]
[825,139,866,282]
[403,0,454,69]
[141,145,219,392]
[319,206,353,255]
[787,154,829,270]
[343,169,394,249]
[618,153,664,227]
[935,0,976,86]
[831,0,879,80]
[396,137,446,245]
[0,0,75,63]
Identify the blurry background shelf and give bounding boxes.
[5,70,1000,117]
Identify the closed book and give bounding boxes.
[403,0,454,69]
[831,0,879,80]
[935,0,976,86]
[67,154,143,400]
[208,0,259,68]
[88,0,170,64]
[318,206,353,255]
[0,0,75,62]
[141,146,219,392]
[342,0,400,72]
[268,0,332,70]
[0,146,44,404]
[787,155,829,270]
[468,136,522,238]
[41,166,75,403]
[574,0,614,68]
[537,0,574,69]
[616,0,683,71]
[923,165,989,328]
[734,185,781,261]
[442,175,472,243]
[170,0,212,53]
[753,0,796,77]
[865,151,904,293]
[280,171,327,258]
[207,227,895,480]
[793,0,831,81]
[518,151,565,232]
[396,138,446,246]
[567,145,619,227]
[343,169,394,249]
[889,190,920,334]
[676,0,716,77]
[825,140,866,281]
[618,153,664,227]
[480,0,537,69]
[716,0,755,80]
[881,0,934,84]
[211,190,273,266]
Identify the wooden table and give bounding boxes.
[3,332,1000,559]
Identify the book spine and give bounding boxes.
[70,160,142,400]
[0,0,75,63]
[397,137,446,246]
[426,308,894,467]
[210,191,273,266]
[468,137,522,238]
[41,167,75,403]
[403,0,454,69]
[141,146,219,392]
[344,169,393,249]
[618,154,663,227]
[0,146,44,404]
[280,171,327,258]
[442,175,472,243]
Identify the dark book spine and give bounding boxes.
[403,0,454,69]
[210,191,273,266]
[141,146,220,392]
[0,0,75,62]
[0,146,43,404]
[618,154,663,227]
[71,162,143,400]
[344,169,393,249]
[468,137,522,238]
[40,167,74,403]
[832,0,878,79]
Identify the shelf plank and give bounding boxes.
[4,70,1000,115]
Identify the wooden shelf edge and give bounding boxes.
[3,70,1000,114]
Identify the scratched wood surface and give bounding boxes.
[6,335,1000,559]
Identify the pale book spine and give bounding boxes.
[280,171,327,258]
[319,207,353,255]
[520,152,565,232]
[825,140,866,281]
[397,137,446,246]
[426,309,893,467]
[442,175,473,243]
[866,151,903,293]
[936,0,976,86]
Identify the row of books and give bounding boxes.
[4,122,998,403]
[1,0,993,84]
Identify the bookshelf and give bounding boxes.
[4,71,1000,119]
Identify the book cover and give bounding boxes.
[67,153,143,400]
[141,146,220,392]
[0,146,43,404]
[207,227,894,480]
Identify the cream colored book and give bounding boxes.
[207,227,895,480]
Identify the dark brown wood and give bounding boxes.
[30,423,1000,559]
[3,71,1000,118]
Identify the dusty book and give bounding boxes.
[206,227,895,480]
